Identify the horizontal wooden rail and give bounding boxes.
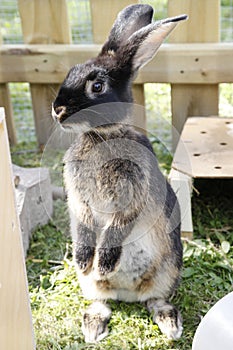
[0,43,233,84]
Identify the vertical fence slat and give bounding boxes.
[0,108,35,350]
[0,33,17,145]
[18,0,72,147]
[0,84,17,145]
[90,0,138,44]
[90,0,146,130]
[168,0,220,147]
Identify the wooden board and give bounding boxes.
[168,0,220,145]
[0,83,17,144]
[0,108,35,349]
[168,0,220,43]
[18,0,71,147]
[0,43,233,84]
[90,0,138,44]
[171,84,219,147]
[19,0,71,44]
[0,31,16,144]
[172,117,233,178]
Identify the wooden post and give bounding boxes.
[90,0,138,44]
[0,33,17,145]
[90,0,146,130]
[168,0,220,147]
[18,0,72,147]
[0,108,35,349]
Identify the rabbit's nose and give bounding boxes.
[52,105,66,122]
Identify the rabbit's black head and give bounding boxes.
[52,4,187,131]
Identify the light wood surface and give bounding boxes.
[0,83,17,144]
[168,0,220,146]
[18,0,71,147]
[90,0,137,44]
[0,108,35,349]
[0,31,16,144]
[18,0,71,44]
[172,117,233,178]
[168,0,220,43]
[0,43,232,84]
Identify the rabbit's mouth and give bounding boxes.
[51,104,91,134]
[52,103,68,123]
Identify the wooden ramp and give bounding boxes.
[169,116,233,237]
[0,108,35,349]
[172,117,233,178]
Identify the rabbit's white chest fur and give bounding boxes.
[64,129,180,303]
[76,216,176,302]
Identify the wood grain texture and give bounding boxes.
[90,0,138,44]
[172,116,233,178]
[0,108,35,349]
[18,0,71,146]
[0,31,16,144]
[0,84,17,144]
[1,43,232,84]
[18,0,71,44]
[168,0,220,43]
[168,0,220,146]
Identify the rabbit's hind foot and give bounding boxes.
[82,301,112,343]
[146,299,183,340]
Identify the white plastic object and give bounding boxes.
[192,291,233,350]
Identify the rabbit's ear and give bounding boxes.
[101,4,153,54]
[126,14,188,74]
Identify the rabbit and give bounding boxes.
[52,4,187,343]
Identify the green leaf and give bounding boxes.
[221,241,231,254]
[183,267,196,278]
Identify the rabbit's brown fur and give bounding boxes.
[52,4,187,343]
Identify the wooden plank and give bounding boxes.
[168,0,220,145]
[90,0,138,44]
[18,0,71,147]
[171,85,219,147]
[30,83,59,148]
[0,84,17,145]
[18,0,71,44]
[168,0,220,43]
[172,117,233,178]
[0,108,35,349]
[1,43,233,84]
[0,31,17,144]
[169,168,193,237]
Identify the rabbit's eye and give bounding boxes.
[92,82,103,93]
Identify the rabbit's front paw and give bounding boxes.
[147,299,183,340]
[98,246,122,275]
[82,302,112,343]
[75,245,95,272]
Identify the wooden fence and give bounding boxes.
[0,0,232,149]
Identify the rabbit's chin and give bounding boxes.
[60,121,91,135]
